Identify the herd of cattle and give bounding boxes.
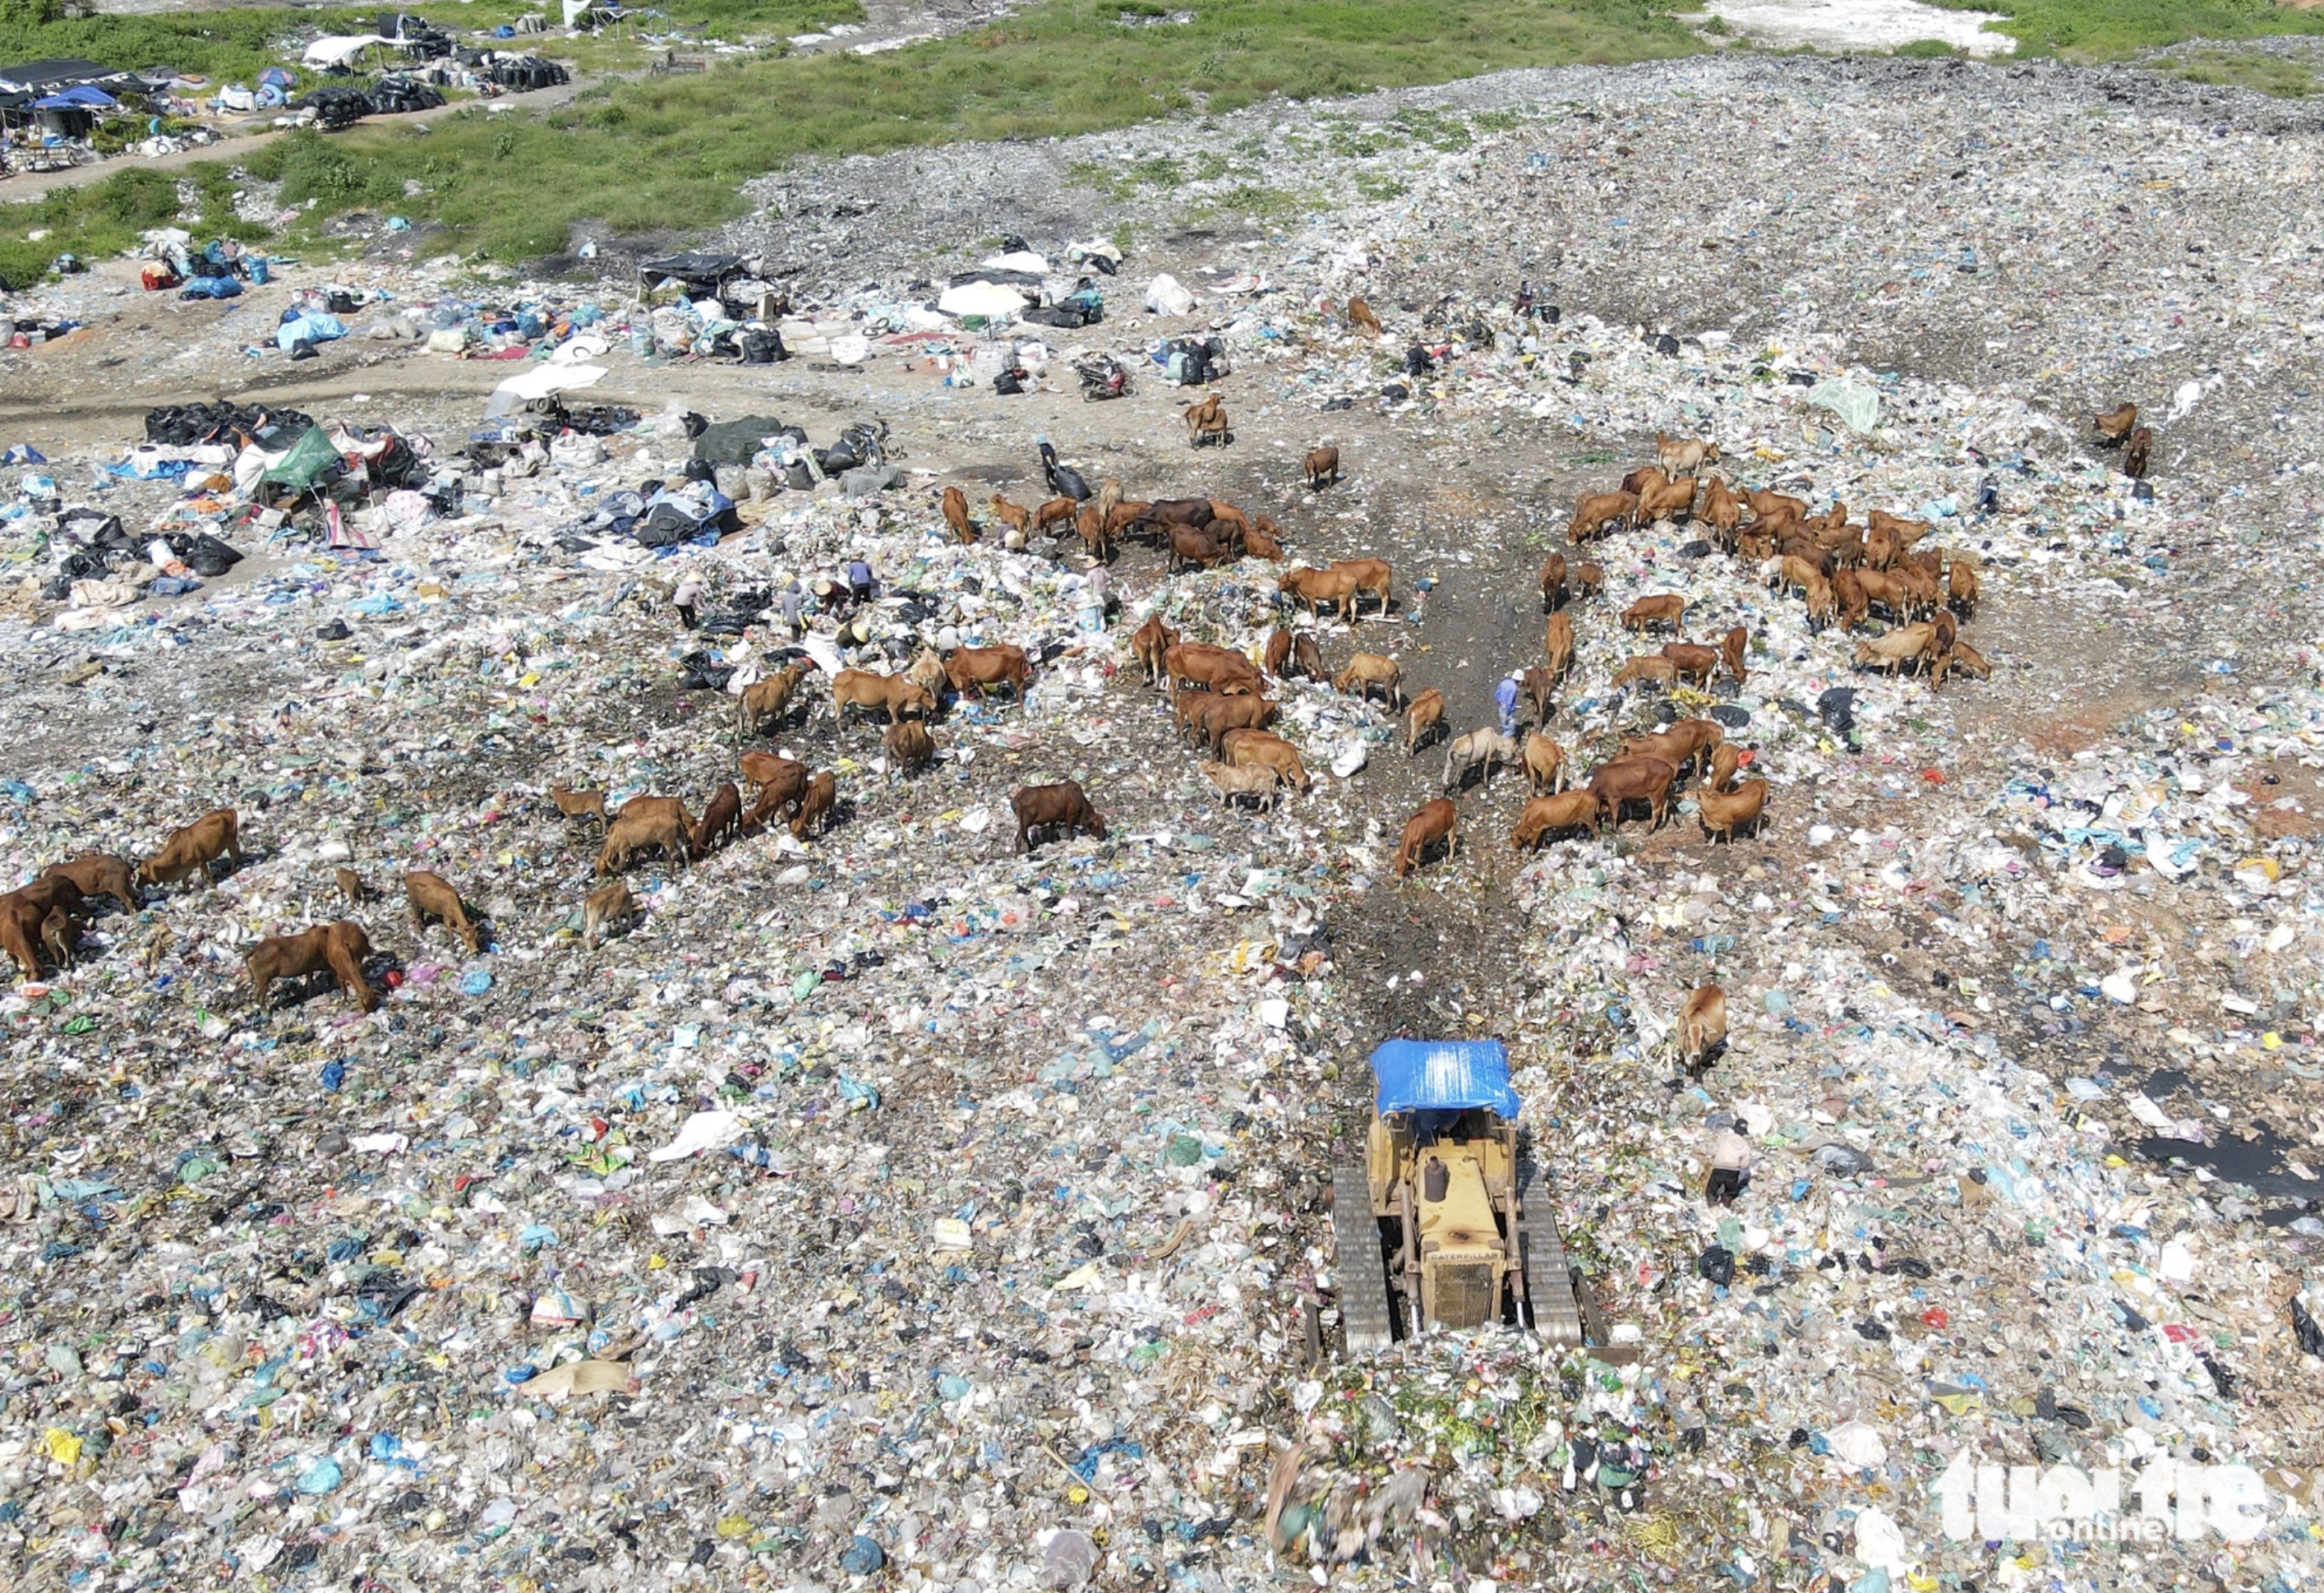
[0,425,1991,1018]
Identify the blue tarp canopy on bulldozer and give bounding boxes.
[1369,1040,1519,1120]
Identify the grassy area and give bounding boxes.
[0,161,262,289]
[292,0,1699,259]
[1925,0,2324,58]
[2168,45,2318,95]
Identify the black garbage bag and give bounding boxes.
[1696,1245,1736,1286]
[992,369,1026,396]
[681,457,719,487]
[2295,1297,2324,1358]
[1403,345,1434,376]
[785,461,817,492]
[740,329,787,365]
[1815,687,1856,736]
[675,650,732,692]
[184,535,244,578]
[634,504,701,548]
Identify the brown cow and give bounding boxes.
[1569,491,1636,544]
[1933,640,1992,685]
[1831,568,1870,632]
[1621,465,1669,498]
[1346,297,1384,334]
[1205,501,1254,542]
[136,809,243,889]
[1167,523,1237,572]
[1718,625,1748,686]
[597,807,690,875]
[1222,729,1312,793]
[947,644,1033,702]
[1701,477,1742,547]
[1635,474,1697,527]
[1012,781,1107,853]
[1538,552,1567,611]
[1131,615,1180,688]
[1745,487,1809,524]
[1,894,64,980]
[1662,643,1718,686]
[1621,717,1725,778]
[2124,426,2153,480]
[1708,743,1744,794]
[1612,656,1677,690]
[40,852,137,916]
[1075,504,1114,562]
[741,755,809,822]
[551,786,607,828]
[404,870,482,953]
[1391,798,1459,878]
[1185,692,1279,754]
[1279,566,1360,621]
[1305,446,1340,489]
[247,921,377,1014]
[335,867,369,905]
[1588,755,1679,832]
[1621,594,1687,635]
[1165,642,1261,695]
[1947,558,1980,617]
[1510,792,1601,852]
[1520,666,1559,727]
[989,495,1032,538]
[1697,779,1769,843]
[885,718,936,774]
[1203,762,1283,811]
[791,771,837,840]
[583,879,636,948]
[1333,652,1403,709]
[1542,611,1576,681]
[1265,629,1324,681]
[832,669,936,726]
[1242,524,1285,561]
[2096,401,2137,444]
[1035,496,1080,536]
[941,486,976,544]
[1569,563,1604,603]
[1523,733,1566,795]
[691,783,744,854]
[1404,688,1446,755]
[1855,623,1935,676]
[737,663,812,738]
[1325,557,1390,614]
[1184,395,1229,447]
[1677,985,1727,1074]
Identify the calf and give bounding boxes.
[692,782,744,853]
[1242,523,1285,561]
[1265,630,1326,681]
[1333,652,1403,709]
[136,809,243,889]
[1510,792,1601,852]
[1035,496,1080,536]
[989,495,1032,538]
[583,879,636,948]
[941,486,976,543]
[41,852,138,915]
[1677,985,1727,1074]
[1304,446,1340,488]
[1569,562,1604,603]
[885,718,936,774]
[1203,762,1282,812]
[404,870,482,953]
[1347,297,1384,334]
[1,895,62,980]
[1167,523,1237,572]
[791,771,837,840]
[1391,798,1459,877]
[1521,666,1560,727]
[1697,778,1769,843]
[1621,594,1687,635]
[1222,729,1312,793]
[2124,426,2153,480]
[1012,781,1107,853]
[1588,755,1679,832]
[247,921,377,1014]
[1443,729,1519,793]
[551,786,608,828]
[1708,743,1743,794]
[1404,688,1446,755]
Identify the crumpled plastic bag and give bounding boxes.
[1806,376,1879,434]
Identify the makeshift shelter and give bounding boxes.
[639,252,745,298]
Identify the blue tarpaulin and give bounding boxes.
[30,85,116,109]
[1370,1040,1520,1120]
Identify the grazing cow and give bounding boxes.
[1165,642,1262,695]
[1184,395,1229,447]
[1391,798,1459,877]
[1588,755,1680,832]
[1697,779,1769,843]
[1305,446,1340,488]
[741,754,809,823]
[1266,630,1326,681]
[1542,611,1576,681]
[1718,625,1748,686]
[335,867,369,904]
[1677,985,1727,1074]
[1745,487,1809,524]
[1620,717,1725,778]
[2095,402,2137,444]
[1131,616,1180,688]
[1523,733,1567,795]
[2124,427,2153,480]
[885,718,936,774]
[1612,655,1677,690]
[1404,688,1447,754]
[1635,474,1697,527]
[1203,762,1282,811]
[946,644,1034,702]
[989,496,1032,539]
[598,807,689,875]
[247,921,377,1014]
[1662,643,1719,686]
[1,894,67,980]
[1854,624,1936,676]
[40,852,137,916]
[583,880,636,949]
[1708,743,1744,795]
[791,771,837,840]
[551,786,608,828]
[1947,557,1980,617]
[1167,523,1237,572]
[941,486,976,543]
[832,669,936,726]
[691,783,744,854]
[1184,692,1279,754]
[136,809,243,889]
[1443,729,1519,793]
[1510,792,1602,852]
[1621,594,1687,635]
[1242,523,1285,561]
[1012,782,1107,853]
[404,870,482,953]
[1347,298,1384,335]
[737,663,812,737]
[1076,503,1114,561]
[1701,477,1741,547]
[1569,563,1604,603]
[1276,566,1358,622]
[1221,729,1312,793]
[1333,652,1403,709]
[1568,491,1637,544]
[1538,552,1567,611]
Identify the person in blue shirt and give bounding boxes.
[1494,671,1520,734]
[846,558,874,607]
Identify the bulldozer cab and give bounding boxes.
[1332,1040,1585,1351]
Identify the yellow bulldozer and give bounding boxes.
[1333,1040,1584,1351]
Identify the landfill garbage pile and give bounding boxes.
[2,41,2324,1593]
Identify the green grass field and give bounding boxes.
[1928,0,2324,58]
